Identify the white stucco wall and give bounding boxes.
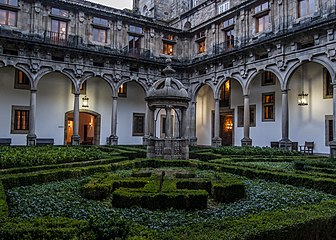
[0,67,30,145]
[196,85,214,146]
[288,62,332,154]
[117,81,146,145]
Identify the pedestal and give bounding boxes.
[26,134,37,146]
[71,135,81,145]
[241,137,252,146]
[211,137,222,147]
[108,135,118,146]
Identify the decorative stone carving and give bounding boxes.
[30,60,40,73]
[75,66,84,78]
[327,48,336,61]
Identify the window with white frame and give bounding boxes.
[218,1,230,14]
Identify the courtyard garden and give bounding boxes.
[1,145,336,239]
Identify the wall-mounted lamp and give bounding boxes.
[82,96,89,108]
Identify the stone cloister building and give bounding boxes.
[1,0,336,155]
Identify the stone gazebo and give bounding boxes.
[146,61,190,160]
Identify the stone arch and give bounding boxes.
[117,78,149,96]
[80,75,116,96]
[215,76,244,99]
[191,82,215,102]
[151,77,185,90]
[0,65,35,89]
[284,57,335,89]
[245,68,283,93]
[35,69,76,89]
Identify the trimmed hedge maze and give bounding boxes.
[81,171,245,210]
[1,145,336,239]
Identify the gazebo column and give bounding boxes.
[189,101,197,146]
[330,82,336,157]
[212,98,222,147]
[241,94,252,146]
[163,106,173,160]
[181,107,189,159]
[27,89,37,146]
[279,89,291,149]
[71,93,81,145]
[109,96,118,145]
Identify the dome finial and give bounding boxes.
[162,58,176,76]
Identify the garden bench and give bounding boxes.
[299,141,314,155]
[36,138,54,146]
[0,138,11,146]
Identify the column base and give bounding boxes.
[26,134,37,146]
[189,137,197,146]
[279,138,292,150]
[212,137,222,148]
[108,135,118,146]
[71,135,81,145]
[241,137,252,146]
[330,141,336,158]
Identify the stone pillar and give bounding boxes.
[143,102,150,145]
[27,89,37,146]
[181,108,188,139]
[212,99,222,147]
[109,96,118,145]
[71,93,81,145]
[330,83,336,157]
[165,106,172,138]
[189,101,197,146]
[241,94,252,146]
[279,89,291,149]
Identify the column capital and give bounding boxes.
[112,96,118,100]
[281,89,289,94]
[30,89,37,93]
[243,94,249,98]
[74,92,80,97]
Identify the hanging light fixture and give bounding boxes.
[298,65,308,106]
[82,96,89,108]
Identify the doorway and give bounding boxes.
[220,113,233,146]
[64,110,101,145]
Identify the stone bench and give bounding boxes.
[36,138,54,146]
[0,138,11,146]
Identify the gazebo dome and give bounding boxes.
[146,60,190,104]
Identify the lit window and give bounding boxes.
[93,27,107,43]
[133,113,145,136]
[237,105,256,127]
[256,14,269,33]
[163,42,173,55]
[218,1,230,14]
[220,80,231,107]
[163,34,174,40]
[14,70,30,89]
[198,40,206,53]
[0,9,16,26]
[298,0,315,18]
[225,29,235,49]
[11,106,30,134]
[118,83,127,97]
[262,92,275,121]
[323,68,333,99]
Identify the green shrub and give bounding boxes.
[176,180,212,194]
[112,188,208,210]
[0,181,8,219]
[1,164,112,189]
[212,183,245,203]
[213,146,300,157]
